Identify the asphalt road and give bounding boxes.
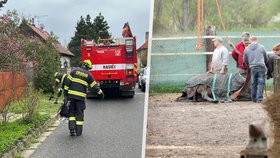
[30,89,145,158]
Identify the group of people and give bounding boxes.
[52,60,104,136]
[209,32,280,103]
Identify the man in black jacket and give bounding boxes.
[67,60,104,136]
[267,43,280,79]
[52,72,69,104]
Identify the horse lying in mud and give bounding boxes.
[176,73,251,103]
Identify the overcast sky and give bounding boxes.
[0,0,150,47]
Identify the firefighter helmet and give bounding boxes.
[83,60,92,70]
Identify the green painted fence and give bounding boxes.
[150,32,279,89]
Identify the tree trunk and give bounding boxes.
[183,0,189,30]
[205,25,216,72]
[156,0,164,18]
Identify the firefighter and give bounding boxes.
[50,72,69,104]
[67,60,104,136]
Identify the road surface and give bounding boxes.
[30,89,145,158]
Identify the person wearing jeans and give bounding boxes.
[244,37,268,102]
[250,66,266,102]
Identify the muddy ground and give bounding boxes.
[146,93,271,158]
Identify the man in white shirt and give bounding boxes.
[209,37,229,74]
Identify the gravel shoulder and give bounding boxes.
[146,93,270,158]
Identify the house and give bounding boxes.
[137,32,149,69]
[22,24,74,68]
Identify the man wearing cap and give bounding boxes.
[209,37,229,74]
[229,32,250,77]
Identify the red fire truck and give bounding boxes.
[81,37,137,98]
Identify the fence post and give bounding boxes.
[274,58,280,93]
[205,25,216,72]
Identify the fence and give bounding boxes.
[0,71,26,109]
[150,31,280,90]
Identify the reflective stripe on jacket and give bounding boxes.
[55,73,69,91]
[68,67,100,101]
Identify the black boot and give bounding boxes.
[70,129,76,136]
[68,118,76,135]
[76,125,83,136]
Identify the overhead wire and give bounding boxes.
[196,0,203,50]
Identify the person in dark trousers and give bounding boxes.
[51,72,69,104]
[267,43,280,79]
[229,32,250,77]
[67,60,104,136]
[244,37,268,103]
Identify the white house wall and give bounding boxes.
[60,56,71,68]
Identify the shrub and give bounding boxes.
[16,86,43,122]
[23,39,60,92]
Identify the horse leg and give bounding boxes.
[201,90,214,101]
[200,88,218,103]
[175,91,188,102]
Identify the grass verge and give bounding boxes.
[150,86,182,94]
[10,93,62,115]
[0,92,62,157]
[0,114,49,157]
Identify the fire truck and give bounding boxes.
[81,37,137,98]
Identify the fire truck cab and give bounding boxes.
[81,37,137,98]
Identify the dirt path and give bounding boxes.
[146,93,270,158]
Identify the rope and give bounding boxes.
[196,0,203,50]
[227,73,233,101]
[201,0,204,34]
[215,0,228,39]
[211,74,217,101]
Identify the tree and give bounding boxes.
[182,0,189,30]
[0,10,60,92]
[0,0,8,9]
[153,0,280,35]
[93,13,111,42]
[156,0,164,19]
[68,16,88,67]
[68,13,111,66]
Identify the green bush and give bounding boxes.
[0,11,61,92]
[24,39,60,92]
[17,88,43,122]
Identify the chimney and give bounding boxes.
[145,32,149,42]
